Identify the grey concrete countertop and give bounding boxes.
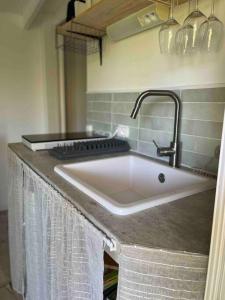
[9,143,215,256]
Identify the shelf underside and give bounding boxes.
[56,0,172,38]
[56,0,189,62]
[57,0,190,39]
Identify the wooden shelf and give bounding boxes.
[74,0,158,30]
[55,0,172,66]
[57,22,105,40]
[57,0,170,38]
[57,0,191,38]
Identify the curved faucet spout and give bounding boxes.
[130,90,181,168]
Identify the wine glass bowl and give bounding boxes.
[175,23,194,55]
[199,14,224,52]
[159,18,180,54]
[159,0,180,55]
[184,9,208,51]
[159,0,224,55]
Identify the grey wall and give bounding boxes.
[87,88,225,174]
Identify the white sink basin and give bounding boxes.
[55,155,216,216]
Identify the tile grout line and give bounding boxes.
[138,127,222,141]
[140,115,224,123]
[88,100,225,104]
[105,135,219,158]
[88,110,223,123]
[89,119,221,141]
[87,119,111,125]
[138,139,218,158]
[110,112,224,123]
[89,111,224,124]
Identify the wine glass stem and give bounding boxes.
[188,0,191,13]
[170,0,174,19]
[211,0,215,15]
[195,0,198,10]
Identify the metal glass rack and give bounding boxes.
[56,21,105,65]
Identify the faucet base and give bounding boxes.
[169,142,180,168]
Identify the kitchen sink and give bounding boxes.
[54,154,216,216]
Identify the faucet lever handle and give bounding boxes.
[153,140,160,149]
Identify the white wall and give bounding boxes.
[40,21,61,133]
[0,2,88,210]
[87,0,225,92]
[0,13,47,210]
[65,51,87,132]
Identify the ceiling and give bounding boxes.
[0,0,29,15]
[0,0,69,15]
[41,0,68,14]
[0,0,69,27]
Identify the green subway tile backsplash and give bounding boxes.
[181,151,219,174]
[140,116,174,132]
[112,102,134,115]
[139,129,172,146]
[181,88,225,102]
[87,93,112,102]
[140,103,175,118]
[87,87,225,174]
[111,113,139,127]
[113,93,139,102]
[87,120,111,134]
[87,111,111,123]
[180,119,223,140]
[181,135,220,157]
[90,102,111,112]
[138,141,157,158]
[182,103,225,121]
[138,141,168,163]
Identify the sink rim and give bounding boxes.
[54,154,216,216]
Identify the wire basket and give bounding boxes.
[56,22,105,64]
[62,35,99,55]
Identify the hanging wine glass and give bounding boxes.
[175,0,194,55]
[159,0,180,54]
[199,0,224,52]
[183,0,207,51]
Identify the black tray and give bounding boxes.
[49,138,130,160]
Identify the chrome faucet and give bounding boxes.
[130,90,181,168]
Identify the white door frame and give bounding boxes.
[204,110,225,299]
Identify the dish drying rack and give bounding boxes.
[49,138,130,160]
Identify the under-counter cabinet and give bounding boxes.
[8,150,106,300]
[8,145,215,300]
